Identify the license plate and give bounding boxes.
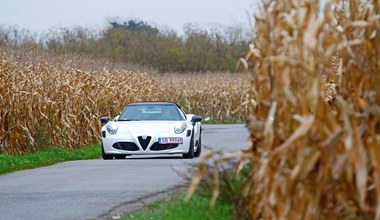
[158,137,183,144]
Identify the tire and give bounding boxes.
[102,144,113,160]
[114,155,126,159]
[183,130,195,159]
[194,132,202,157]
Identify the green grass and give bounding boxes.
[122,188,234,220]
[202,117,245,125]
[204,120,244,125]
[122,163,251,220]
[0,144,100,175]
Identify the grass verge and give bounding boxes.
[202,117,245,125]
[122,163,250,220]
[122,188,234,220]
[204,120,245,125]
[0,144,100,175]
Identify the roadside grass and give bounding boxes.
[0,144,100,175]
[204,120,244,125]
[123,163,250,220]
[122,188,234,220]
[202,117,245,125]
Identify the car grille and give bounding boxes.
[112,142,139,151]
[138,136,152,151]
[150,142,179,151]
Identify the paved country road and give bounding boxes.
[0,124,250,220]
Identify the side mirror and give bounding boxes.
[100,116,110,124]
[191,115,202,123]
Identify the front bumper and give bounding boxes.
[102,131,191,155]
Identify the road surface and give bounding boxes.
[0,124,250,220]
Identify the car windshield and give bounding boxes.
[118,104,184,121]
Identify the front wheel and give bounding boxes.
[183,130,194,159]
[102,144,113,160]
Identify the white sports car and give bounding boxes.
[100,102,202,159]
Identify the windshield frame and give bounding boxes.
[118,103,186,121]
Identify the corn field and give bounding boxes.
[0,52,248,154]
[189,0,380,219]
[160,73,249,122]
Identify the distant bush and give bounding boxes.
[110,20,159,34]
[0,20,250,73]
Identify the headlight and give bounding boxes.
[174,122,187,134]
[106,122,118,135]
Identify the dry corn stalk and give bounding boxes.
[188,0,380,219]
[244,0,380,219]
[0,60,163,154]
[159,73,249,122]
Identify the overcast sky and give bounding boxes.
[0,0,256,33]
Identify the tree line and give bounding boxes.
[0,20,251,72]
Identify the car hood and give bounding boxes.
[116,121,185,135]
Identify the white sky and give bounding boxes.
[0,0,256,33]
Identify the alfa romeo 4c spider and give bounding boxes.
[100,102,202,159]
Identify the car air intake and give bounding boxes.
[112,142,139,151]
[150,142,179,151]
[138,136,152,151]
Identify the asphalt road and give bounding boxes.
[0,124,250,220]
